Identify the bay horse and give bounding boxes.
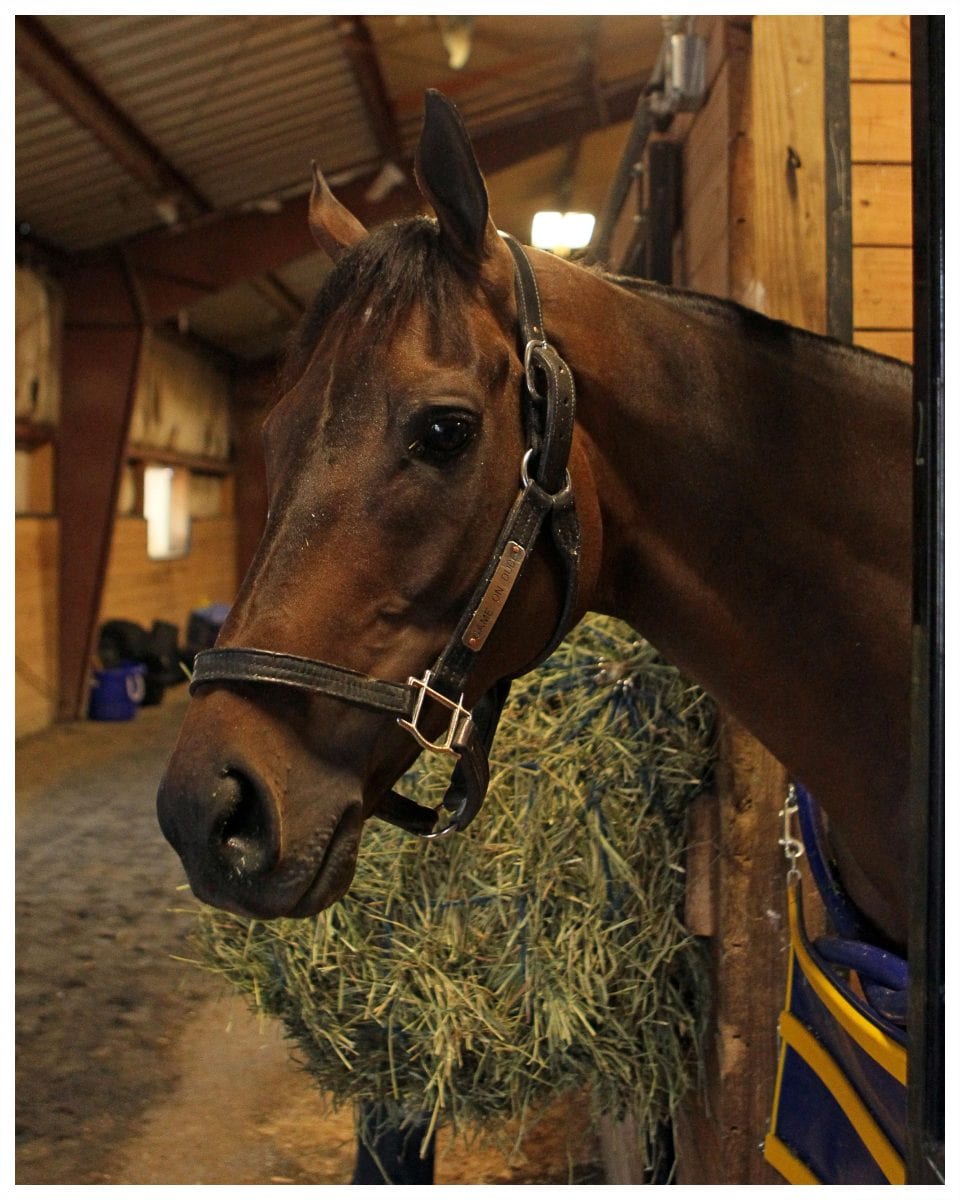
[157,90,911,953]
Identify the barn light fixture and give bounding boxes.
[436,15,474,69]
[530,211,596,255]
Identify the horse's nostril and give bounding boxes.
[212,769,277,877]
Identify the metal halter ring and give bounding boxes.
[420,812,464,841]
[520,447,573,504]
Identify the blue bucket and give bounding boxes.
[89,662,146,721]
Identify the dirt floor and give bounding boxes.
[16,688,601,1185]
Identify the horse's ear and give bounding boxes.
[415,89,497,268]
[309,162,367,261]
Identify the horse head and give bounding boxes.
[157,92,601,918]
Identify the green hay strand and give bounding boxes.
[190,615,717,1158]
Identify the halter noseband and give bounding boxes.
[189,236,580,838]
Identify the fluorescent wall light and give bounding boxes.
[144,464,191,560]
[531,211,596,253]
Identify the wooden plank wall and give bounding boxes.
[15,267,60,423]
[102,336,237,636]
[15,517,59,738]
[849,15,913,362]
[129,333,231,459]
[17,505,237,737]
[15,289,240,734]
[98,515,237,636]
[16,267,62,737]
[16,267,59,517]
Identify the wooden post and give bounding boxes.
[57,256,146,719]
[750,16,828,334]
[675,721,787,1184]
[671,18,834,1182]
[906,15,944,1182]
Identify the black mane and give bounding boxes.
[603,270,911,375]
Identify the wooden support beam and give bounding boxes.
[824,16,853,343]
[551,17,605,210]
[111,207,323,320]
[336,17,405,163]
[389,40,610,117]
[417,77,646,178]
[57,273,146,719]
[248,274,305,324]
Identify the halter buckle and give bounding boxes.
[397,669,472,758]
[524,338,549,399]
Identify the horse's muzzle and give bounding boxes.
[158,764,363,918]
[156,699,364,918]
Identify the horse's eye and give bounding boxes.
[417,413,475,460]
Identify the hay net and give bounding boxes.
[192,615,717,1154]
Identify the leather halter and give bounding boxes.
[190,236,580,838]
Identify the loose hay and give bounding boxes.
[191,615,717,1163]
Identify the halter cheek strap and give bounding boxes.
[189,236,580,839]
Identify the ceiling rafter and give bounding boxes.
[461,76,641,175]
[389,46,574,118]
[336,16,405,164]
[15,14,211,221]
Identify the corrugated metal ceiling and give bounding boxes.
[15,13,664,360]
[17,15,381,249]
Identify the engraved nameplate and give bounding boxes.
[461,541,527,651]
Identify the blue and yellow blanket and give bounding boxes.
[763,785,908,1185]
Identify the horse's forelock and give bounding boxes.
[281,218,473,390]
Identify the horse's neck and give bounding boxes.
[546,261,913,945]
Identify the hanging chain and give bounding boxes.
[778,783,805,884]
